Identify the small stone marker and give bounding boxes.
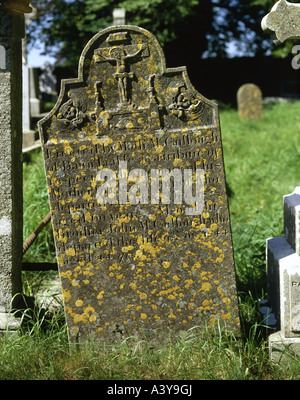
[237,83,263,121]
[39,25,240,344]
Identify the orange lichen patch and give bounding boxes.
[199,282,212,292]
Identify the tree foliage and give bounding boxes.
[27,0,213,66]
[26,0,300,66]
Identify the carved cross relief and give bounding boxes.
[94,32,148,106]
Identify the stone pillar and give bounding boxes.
[0,1,32,331]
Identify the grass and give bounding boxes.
[222,102,300,298]
[3,101,300,380]
[0,323,284,380]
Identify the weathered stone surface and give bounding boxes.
[0,8,25,313]
[39,25,240,344]
[283,187,300,255]
[262,0,300,44]
[268,330,300,363]
[237,83,263,121]
[0,311,21,333]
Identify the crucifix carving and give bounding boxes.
[94,37,147,105]
[262,0,300,44]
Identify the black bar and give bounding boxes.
[22,262,58,271]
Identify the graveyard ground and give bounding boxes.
[1,101,300,379]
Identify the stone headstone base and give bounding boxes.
[0,312,21,335]
[269,330,300,363]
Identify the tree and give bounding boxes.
[27,0,214,66]
[27,0,298,67]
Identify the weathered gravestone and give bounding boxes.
[38,25,240,344]
[237,83,263,121]
[262,0,300,362]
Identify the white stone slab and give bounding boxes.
[283,186,300,255]
[266,236,294,325]
[267,234,300,338]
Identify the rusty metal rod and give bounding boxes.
[22,211,52,255]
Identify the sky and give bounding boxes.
[27,47,56,67]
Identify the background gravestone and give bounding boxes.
[237,83,263,121]
[39,25,240,344]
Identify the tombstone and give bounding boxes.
[264,188,300,362]
[262,0,300,362]
[28,67,41,116]
[113,8,126,26]
[0,1,32,332]
[22,64,38,149]
[39,62,57,96]
[22,3,37,151]
[38,25,240,345]
[22,64,31,132]
[237,83,263,121]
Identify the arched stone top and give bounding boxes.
[39,25,218,144]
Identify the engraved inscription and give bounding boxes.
[291,279,300,332]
